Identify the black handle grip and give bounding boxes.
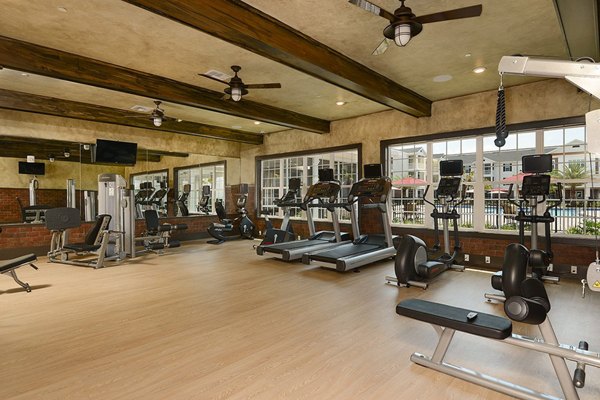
[573,367,586,388]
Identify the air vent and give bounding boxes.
[204,69,231,81]
[130,105,151,113]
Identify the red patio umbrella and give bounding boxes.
[392,177,428,186]
[500,172,532,183]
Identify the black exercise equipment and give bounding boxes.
[207,184,255,244]
[259,178,301,246]
[396,245,600,400]
[197,185,211,215]
[302,164,398,272]
[0,227,38,292]
[256,168,352,260]
[387,160,465,289]
[176,184,191,216]
[46,207,116,268]
[140,209,188,252]
[487,154,561,303]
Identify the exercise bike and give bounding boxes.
[258,178,301,246]
[207,184,255,244]
[486,154,562,303]
[386,160,465,289]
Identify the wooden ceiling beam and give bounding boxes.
[0,137,163,164]
[0,35,329,134]
[123,0,432,117]
[0,88,264,145]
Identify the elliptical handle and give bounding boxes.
[422,185,435,207]
[507,184,519,208]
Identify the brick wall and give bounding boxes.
[0,213,220,259]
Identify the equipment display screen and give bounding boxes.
[522,154,552,173]
[436,177,461,197]
[440,160,463,176]
[364,164,382,178]
[521,175,551,197]
[318,168,334,181]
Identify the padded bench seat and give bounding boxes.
[0,253,37,272]
[396,299,512,340]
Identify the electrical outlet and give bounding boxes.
[298,235,302,240]
[485,256,491,264]
[547,263,553,272]
[571,265,578,274]
[258,230,262,236]
[464,254,470,262]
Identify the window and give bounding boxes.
[384,120,596,236]
[175,162,225,215]
[258,147,359,221]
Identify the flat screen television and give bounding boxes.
[364,164,382,178]
[18,161,45,175]
[94,139,138,165]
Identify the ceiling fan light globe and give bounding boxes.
[394,24,411,46]
[153,116,162,127]
[231,87,242,102]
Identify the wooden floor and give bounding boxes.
[1,240,600,400]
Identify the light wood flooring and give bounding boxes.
[1,239,600,400]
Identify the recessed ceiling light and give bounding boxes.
[254,121,261,125]
[433,74,452,83]
[336,101,346,106]
[473,66,486,74]
[20,72,29,77]
[231,125,242,129]
[177,119,183,122]
[57,6,68,12]
[464,53,472,58]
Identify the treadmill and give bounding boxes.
[256,168,351,261]
[302,164,398,272]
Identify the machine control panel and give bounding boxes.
[521,174,551,197]
[348,177,391,199]
[304,181,341,202]
[436,177,462,197]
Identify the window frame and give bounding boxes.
[255,144,362,221]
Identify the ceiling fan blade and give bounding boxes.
[348,0,395,22]
[244,83,282,89]
[372,38,392,56]
[199,73,230,85]
[414,5,482,24]
[221,93,230,101]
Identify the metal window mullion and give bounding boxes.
[473,136,485,231]
[425,142,434,229]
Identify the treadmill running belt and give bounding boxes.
[309,243,379,262]
[264,239,328,253]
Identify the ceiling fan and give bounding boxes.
[199,65,282,102]
[131,100,177,127]
[348,0,483,54]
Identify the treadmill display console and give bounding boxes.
[521,175,551,197]
[436,177,461,197]
[348,177,391,197]
[305,181,341,200]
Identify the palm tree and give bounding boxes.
[551,161,588,205]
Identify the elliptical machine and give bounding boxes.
[486,154,562,303]
[207,184,255,244]
[197,185,211,215]
[259,178,301,246]
[386,160,465,289]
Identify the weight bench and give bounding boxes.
[0,253,38,292]
[397,294,600,400]
[46,207,115,268]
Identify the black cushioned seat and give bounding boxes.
[396,299,512,340]
[0,253,37,272]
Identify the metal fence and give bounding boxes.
[392,197,600,235]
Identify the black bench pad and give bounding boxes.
[0,253,37,272]
[396,299,512,340]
